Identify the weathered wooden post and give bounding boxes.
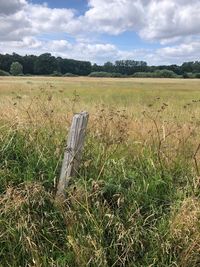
[56,111,89,198]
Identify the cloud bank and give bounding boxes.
[0,0,199,64]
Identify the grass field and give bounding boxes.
[0,77,200,266]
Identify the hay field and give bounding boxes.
[1,76,200,120]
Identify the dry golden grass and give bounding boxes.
[170,197,200,267]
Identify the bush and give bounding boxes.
[182,72,189,79]
[182,72,196,79]
[63,73,78,77]
[195,73,200,78]
[132,70,178,78]
[132,72,157,78]
[0,69,10,76]
[111,72,124,78]
[89,72,124,78]
[51,71,62,77]
[155,69,178,78]
[89,72,112,77]
[10,62,23,76]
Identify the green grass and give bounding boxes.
[0,77,200,266]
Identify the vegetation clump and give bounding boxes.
[89,71,123,77]
[0,69,10,76]
[51,71,62,77]
[10,61,24,76]
[170,197,200,266]
[133,69,178,78]
[63,72,79,77]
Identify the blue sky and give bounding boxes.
[0,0,199,65]
[33,0,88,14]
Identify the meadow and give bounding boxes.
[0,77,200,266]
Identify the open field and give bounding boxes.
[0,77,200,266]
[1,77,200,107]
[1,76,200,121]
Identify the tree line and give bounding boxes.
[0,53,91,76]
[0,52,200,78]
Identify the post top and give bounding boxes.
[74,111,89,117]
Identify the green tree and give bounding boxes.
[103,61,115,73]
[34,53,58,75]
[10,61,23,76]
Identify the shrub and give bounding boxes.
[182,72,196,79]
[132,70,178,78]
[111,72,124,78]
[132,72,157,78]
[155,69,178,78]
[63,73,78,77]
[89,72,112,77]
[183,72,189,79]
[51,71,62,77]
[0,69,10,76]
[89,72,124,78]
[10,61,23,76]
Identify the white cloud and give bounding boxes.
[83,0,200,42]
[0,38,119,63]
[27,4,75,33]
[84,0,145,34]
[0,1,75,42]
[0,10,33,41]
[0,0,26,15]
[47,40,72,52]
[2,0,200,42]
[140,0,200,41]
[0,0,200,64]
[1,36,200,65]
[154,40,200,64]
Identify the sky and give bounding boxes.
[0,0,200,65]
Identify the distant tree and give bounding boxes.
[59,58,91,75]
[91,63,103,72]
[22,55,37,74]
[1,52,200,78]
[103,62,115,73]
[181,61,200,73]
[115,60,147,75]
[0,54,13,72]
[34,53,58,75]
[10,61,23,76]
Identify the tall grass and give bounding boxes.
[0,80,200,266]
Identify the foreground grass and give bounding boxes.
[0,77,200,266]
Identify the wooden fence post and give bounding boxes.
[56,111,89,198]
